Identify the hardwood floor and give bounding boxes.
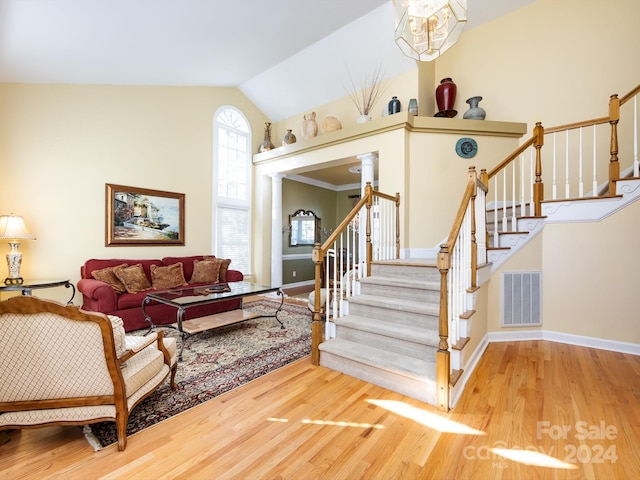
[1,341,639,479]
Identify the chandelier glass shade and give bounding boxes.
[393,0,467,62]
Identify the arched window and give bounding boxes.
[212,107,251,276]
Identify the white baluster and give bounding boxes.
[565,129,570,198]
[530,149,535,216]
[493,178,498,248]
[579,127,584,197]
[511,162,517,231]
[502,171,508,233]
[634,96,639,177]
[552,132,558,200]
[520,154,525,217]
[592,125,598,196]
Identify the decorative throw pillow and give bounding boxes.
[218,258,232,282]
[189,258,222,284]
[91,264,128,294]
[113,263,152,294]
[150,262,188,290]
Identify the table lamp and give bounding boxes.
[0,214,36,285]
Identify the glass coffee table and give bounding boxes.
[142,281,284,360]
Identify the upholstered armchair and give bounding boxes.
[0,296,177,451]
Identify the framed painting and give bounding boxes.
[106,184,185,246]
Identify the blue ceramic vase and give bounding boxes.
[463,96,486,120]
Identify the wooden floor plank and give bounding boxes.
[1,341,639,479]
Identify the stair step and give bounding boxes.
[360,275,440,290]
[370,260,440,282]
[335,315,439,344]
[335,315,439,359]
[450,369,464,387]
[359,275,440,302]
[319,338,436,404]
[348,294,439,328]
[348,294,439,315]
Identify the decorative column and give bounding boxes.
[270,173,285,287]
[358,152,376,192]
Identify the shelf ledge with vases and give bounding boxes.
[253,111,527,165]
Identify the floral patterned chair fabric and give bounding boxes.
[0,296,177,451]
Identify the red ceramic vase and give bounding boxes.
[435,78,457,113]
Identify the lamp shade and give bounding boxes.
[393,0,467,62]
[0,215,35,240]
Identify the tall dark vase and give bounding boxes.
[388,96,401,115]
[435,78,457,118]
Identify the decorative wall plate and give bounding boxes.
[455,137,478,158]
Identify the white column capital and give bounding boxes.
[269,172,286,183]
[357,152,378,167]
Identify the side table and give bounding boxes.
[0,279,76,304]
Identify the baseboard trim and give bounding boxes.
[487,329,640,356]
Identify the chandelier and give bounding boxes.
[393,0,467,62]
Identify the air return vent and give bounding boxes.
[502,272,542,326]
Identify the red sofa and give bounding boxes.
[78,255,243,332]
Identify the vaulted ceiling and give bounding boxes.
[1,0,536,122]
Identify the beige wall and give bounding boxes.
[0,84,269,304]
[483,199,640,345]
[2,0,639,349]
[271,69,419,146]
[541,201,640,344]
[435,0,640,127]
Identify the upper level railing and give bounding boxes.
[437,83,639,409]
[309,182,400,365]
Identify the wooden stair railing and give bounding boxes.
[310,182,400,365]
[438,83,639,411]
[541,84,639,201]
[436,166,487,411]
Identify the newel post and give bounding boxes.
[609,94,621,195]
[468,167,478,289]
[311,243,324,366]
[436,244,451,411]
[364,182,373,277]
[533,122,545,216]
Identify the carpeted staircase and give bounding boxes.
[318,260,440,405]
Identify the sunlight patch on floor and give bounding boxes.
[491,448,578,469]
[266,417,384,430]
[367,399,485,435]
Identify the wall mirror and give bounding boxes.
[289,209,320,246]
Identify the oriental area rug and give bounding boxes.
[85,299,311,449]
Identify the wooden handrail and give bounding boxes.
[436,166,480,410]
[444,175,476,248]
[310,182,400,365]
[619,84,640,105]
[543,116,609,134]
[486,136,536,179]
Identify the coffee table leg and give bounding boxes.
[64,281,76,304]
[142,297,156,334]
[177,306,188,361]
[273,288,285,329]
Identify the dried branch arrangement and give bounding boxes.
[343,64,386,116]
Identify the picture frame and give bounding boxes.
[105,184,185,246]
